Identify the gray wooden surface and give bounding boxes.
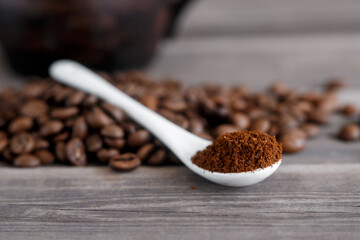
[1,1,360,239]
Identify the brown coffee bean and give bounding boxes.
[0,131,8,152]
[86,134,103,152]
[82,95,98,107]
[13,154,40,167]
[34,138,49,150]
[162,99,187,112]
[101,102,126,122]
[20,100,48,117]
[39,120,64,136]
[66,138,87,166]
[326,78,346,91]
[53,132,69,142]
[301,124,320,139]
[34,150,55,165]
[338,123,360,141]
[51,107,79,119]
[189,118,205,134]
[109,153,141,171]
[85,107,113,129]
[147,149,166,166]
[231,99,248,111]
[280,129,307,153]
[308,110,329,124]
[122,122,138,134]
[9,117,33,134]
[231,113,250,130]
[250,118,271,133]
[269,82,289,96]
[127,130,151,148]
[10,132,35,154]
[340,104,357,116]
[267,124,279,136]
[72,116,88,139]
[66,91,86,106]
[55,142,66,162]
[97,148,119,164]
[214,124,239,137]
[139,94,159,111]
[100,124,125,138]
[3,148,14,163]
[22,82,48,98]
[136,143,156,162]
[54,87,72,103]
[36,115,49,125]
[104,138,126,149]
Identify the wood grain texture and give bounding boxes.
[148,33,360,88]
[180,0,360,36]
[0,164,359,240]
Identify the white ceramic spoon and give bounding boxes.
[49,60,281,187]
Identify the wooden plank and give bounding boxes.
[180,0,360,36]
[148,34,360,88]
[0,164,359,240]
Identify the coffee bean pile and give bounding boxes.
[337,103,360,141]
[0,72,344,171]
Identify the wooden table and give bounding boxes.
[1,1,360,239]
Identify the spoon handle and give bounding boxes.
[49,60,209,163]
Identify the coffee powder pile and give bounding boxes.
[192,131,282,173]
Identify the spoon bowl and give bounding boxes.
[49,60,282,187]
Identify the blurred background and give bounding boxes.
[2,0,360,88]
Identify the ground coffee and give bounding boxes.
[192,130,282,173]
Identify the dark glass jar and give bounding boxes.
[0,0,193,76]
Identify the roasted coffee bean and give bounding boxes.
[66,138,87,166]
[13,154,41,167]
[53,132,69,142]
[214,124,239,137]
[85,107,113,129]
[10,132,35,154]
[82,95,98,107]
[340,104,357,116]
[104,138,126,149]
[3,148,14,163]
[231,98,248,111]
[55,142,66,163]
[34,138,49,150]
[39,120,64,136]
[34,150,55,165]
[230,113,250,130]
[267,124,279,136]
[101,102,126,122]
[189,118,205,134]
[122,122,138,134]
[54,87,72,103]
[51,107,79,119]
[338,123,360,141]
[86,134,103,152]
[109,153,141,171]
[100,124,125,138]
[301,123,320,139]
[280,129,307,153]
[9,117,33,134]
[136,143,156,162]
[97,148,119,164]
[326,78,346,91]
[23,82,48,98]
[0,131,8,152]
[20,100,48,117]
[127,130,151,148]
[72,116,88,139]
[162,99,187,112]
[269,82,289,96]
[147,149,166,166]
[308,110,329,124]
[139,94,159,111]
[36,115,49,125]
[278,114,299,132]
[250,118,271,133]
[66,91,86,106]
